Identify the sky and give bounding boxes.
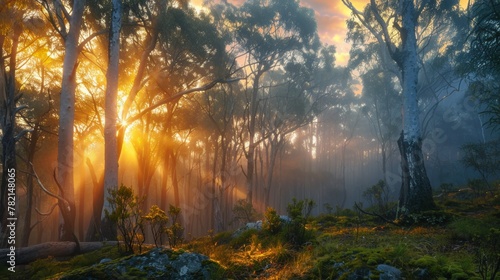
[299,0,368,65]
[191,0,370,66]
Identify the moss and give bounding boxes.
[126,267,148,277]
[451,272,470,280]
[412,255,440,275]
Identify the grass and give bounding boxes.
[4,186,500,279]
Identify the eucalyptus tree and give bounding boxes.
[462,0,500,131]
[38,0,87,241]
[0,3,23,247]
[342,0,464,215]
[102,0,122,229]
[0,1,46,246]
[195,83,244,231]
[257,45,345,208]
[360,68,401,191]
[213,0,320,205]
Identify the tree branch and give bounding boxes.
[125,78,242,125]
[354,202,400,226]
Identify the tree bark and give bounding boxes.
[0,23,21,247]
[57,0,86,242]
[103,0,122,219]
[396,0,435,215]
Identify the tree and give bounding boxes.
[342,0,453,215]
[39,0,86,241]
[215,0,320,205]
[462,0,500,131]
[461,140,500,191]
[0,1,36,246]
[102,0,122,240]
[360,68,401,189]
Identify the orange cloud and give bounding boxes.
[301,0,370,65]
[191,0,371,66]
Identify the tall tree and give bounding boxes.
[0,2,26,247]
[463,0,500,131]
[216,0,319,205]
[50,0,86,241]
[342,0,447,215]
[102,0,122,238]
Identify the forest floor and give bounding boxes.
[2,185,500,279]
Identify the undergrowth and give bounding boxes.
[4,187,500,279]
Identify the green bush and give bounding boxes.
[105,184,145,253]
[284,198,316,247]
[477,228,500,280]
[232,199,259,225]
[166,205,184,248]
[263,207,282,234]
[449,217,492,241]
[143,205,169,248]
[230,228,259,249]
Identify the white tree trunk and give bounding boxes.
[103,0,122,218]
[397,0,435,215]
[57,0,85,242]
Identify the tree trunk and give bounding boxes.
[0,25,21,247]
[57,0,85,242]
[21,124,40,247]
[103,0,122,224]
[397,0,435,215]
[245,73,262,205]
[85,159,104,241]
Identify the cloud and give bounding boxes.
[300,0,369,65]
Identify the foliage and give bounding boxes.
[404,210,454,226]
[461,140,500,190]
[363,180,389,213]
[283,198,316,247]
[104,184,145,253]
[12,188,500,280]
[263,207,282,234]
[232,199,260,225]
[477,228,500,280]
[143,205,169,248]
[166,204,184,248]
[449,217,494,241]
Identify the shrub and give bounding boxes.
[105,184,145,253]
[166,205,184,248]
[143,205,169,247]
[263,207,282,234]
[449,217,492,241]
[363,180,389,213]
[284,198,316,247]
[232,199,259,225]
[477,228,500,280]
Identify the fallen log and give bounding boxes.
[0,241,118,265]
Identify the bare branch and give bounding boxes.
[125,78,242,125]
[30,162,71,213]
[14,129,34,142]
[354,202,400,226]
[35,203,58,216]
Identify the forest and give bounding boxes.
[0,0,500,278]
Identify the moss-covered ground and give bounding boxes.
[2,185,500,279]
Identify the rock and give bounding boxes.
[233,216,291,237]
[232,220,263,237]
[61,248,222,280]
[414,268,430,279]
[280,215,292,223]
[347,267,371,280]
[99,258,112,264]
[377,264,402,280]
